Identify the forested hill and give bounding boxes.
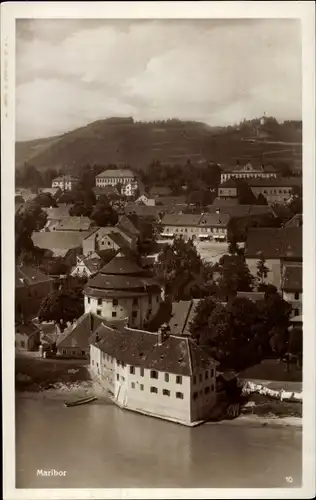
[16,117,302,172]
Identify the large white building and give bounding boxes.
[84,256,162,329]
[220,163,278,184]
[90,323,218,426]
[95,169,139,197]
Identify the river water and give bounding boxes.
[16,395,302,489]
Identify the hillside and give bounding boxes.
[16,117,302,172]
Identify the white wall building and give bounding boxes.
[220,163,278,184]
[52,175,80,191]
[84,256,162,329]
[95,169,139,197]
[90,323,218,426]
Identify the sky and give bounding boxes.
[16,19,302,141]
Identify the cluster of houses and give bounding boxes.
[15,161,303,425]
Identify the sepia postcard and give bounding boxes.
[1,1,315,499]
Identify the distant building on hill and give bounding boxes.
[95,169,139,197]
[220,162,278,184]
[52,175,79,191]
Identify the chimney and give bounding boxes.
[216,208,220,215]
[157,323,170,345]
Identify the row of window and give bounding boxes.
[88,297,157,307]
[259,189,291,194]
[97,178,136,185]
[164,227,226,234]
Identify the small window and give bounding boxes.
[176,392,184,399]
[96,309,101,316]
[112,311,117,318]
[193,391,198,400]
[131,382,135,389]
[162,389,170,396]
[87,297,91,304]
[164,373,169,383]
[130,366,135,374]
[148,296,152,305]
[176,375,182,385]
[97,298,102,306]
[205,370,209,380]
[140,384,144,391]
[193,375,197,385]
[132,311,137,318]
[140,368,144,377]
[294,308,300,316]
[121,361,126,368]
[150,386,158,394]
[294,292,300,300]
[81,351,85,356]
[205,386,210,395]
[199,374,202,383]
[132,298,139,306]
[150,370,158,379]
[112,298,118,306]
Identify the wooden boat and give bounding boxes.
[64,396,98,407]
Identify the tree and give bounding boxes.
[256,254,269,287]
[90,203,118,227]
[15,202,47,258]
[215,254,254,299]
[69,203,92,217]
[15,164,43,188]
[155,236,203,300]
[189,296,219,343]
[288,327,302,367]
[38,284,84,332]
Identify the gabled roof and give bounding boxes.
[56,313,104,349]
[32,230,93,251]
[15,322,40,338]
[168,299,201,337]
[245,227,302,260]
[117,215,140,236]
[16,266,54,288]
[282,264,302,291]
[96,169,135,179]
[91,324,215,376]
[284,214,303,228]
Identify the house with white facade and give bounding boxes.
[160,213,231,242]
[95,169,139,197]
[52,175,80,191]
[71,254,102,278]
[90,323,218,426]
[84,255,162,329]
[220,162,278,184]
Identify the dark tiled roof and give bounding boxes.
[16,266,54,287]
[246,177,302,188]
[154,196,187,206]
[15,322,40,338]
[169,301,192,336]
[161,213,202,226]
[107,232,130,251]
[117,215,140,236]
[219,179,239,188]
[99,256,144,275]
[207,204,273,218]
[284,214,303,228]
[199,213,231,227]
[92,324,214,376]
[282,264,302,291]
[56,313,104,349]
[245,227,302,260]
[149,186,173,197]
